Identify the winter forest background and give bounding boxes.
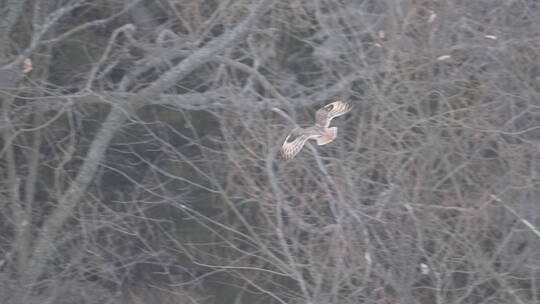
[1,0,540,303]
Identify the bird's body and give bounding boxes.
[281,101,352,160]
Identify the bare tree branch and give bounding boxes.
[17,0,275,297]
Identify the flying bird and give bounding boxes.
[280,101,352,160]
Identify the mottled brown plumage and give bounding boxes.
[281,101,352,160]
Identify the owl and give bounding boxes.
[281,101,352,160]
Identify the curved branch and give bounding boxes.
[19,0,274,295]
[136,0,273,100]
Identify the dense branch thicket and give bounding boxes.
[1,0,539,303]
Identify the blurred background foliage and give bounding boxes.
[1,0,539,303]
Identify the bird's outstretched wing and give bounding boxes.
[315,101,352,127]
[280,128,317,160]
